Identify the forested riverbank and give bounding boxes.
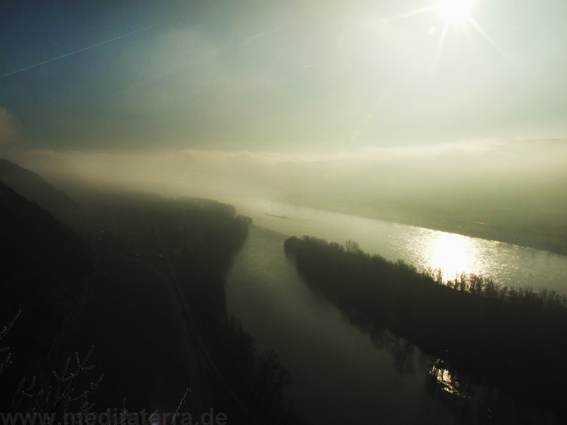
[284,235,567,421]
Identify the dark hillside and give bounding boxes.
[0,182,301,423]
[0,157,77,221]
[0,182,94,281]
[0,182,94,404]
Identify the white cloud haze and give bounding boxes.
[13,139,567,211]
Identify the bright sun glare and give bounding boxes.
[436,0,476,22]
[387,0,502,71]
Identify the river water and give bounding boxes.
[225,199,567,424]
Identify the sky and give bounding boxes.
[1,0,567,215]
[1,0,566,151]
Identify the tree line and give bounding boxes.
[284,235,567,419]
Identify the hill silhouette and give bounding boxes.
[0,157,76,221]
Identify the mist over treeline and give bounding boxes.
[6,138,567,252]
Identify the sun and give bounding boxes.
[385,0,503,71]
[436,0,476,22]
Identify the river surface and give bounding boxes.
[225,199,567,424]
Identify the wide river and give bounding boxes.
[225,199,567,424]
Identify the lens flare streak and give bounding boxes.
[385,0,504,69]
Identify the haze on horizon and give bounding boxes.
[1,0,567,241]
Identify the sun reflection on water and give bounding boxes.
[427,232,477,281]
[430,359,466,397]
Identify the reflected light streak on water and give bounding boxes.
[430,359,466,397]
[231,198,567,293]
[426,232,477,280]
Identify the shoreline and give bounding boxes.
[285,200,567,258]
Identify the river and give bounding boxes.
[225,199,567,424]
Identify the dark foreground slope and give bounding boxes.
[1,179,303,424]
[285,236,567,422]
[0,182,95,403]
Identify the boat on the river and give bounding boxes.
[265,213,287,219]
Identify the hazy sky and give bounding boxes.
[2,0,567,153]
